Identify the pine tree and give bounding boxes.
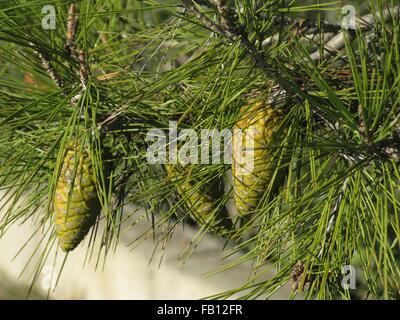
[0,0,399,299]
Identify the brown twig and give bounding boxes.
[65,3,79,62]
[65,3,89,91]
[78,50,89,89]
[30,42,65,91]
[214,0,235,38]
[66,4,78,45]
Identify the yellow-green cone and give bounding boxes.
[167,165,233,238]
[54,141,100,252]
[232,98,285,216]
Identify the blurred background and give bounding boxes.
[0,189,293,299]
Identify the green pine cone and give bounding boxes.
[167,165,233,238]
[54,141,101,252]
[232,98,285,216]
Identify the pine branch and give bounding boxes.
[29,42,65,91]
[213,0,275,74]
[29,3,89,106]
[181,0,277,78]
[181,0,226,36]
[78,50,89,90]
[310,5,400,60]
[65,4,89,99]
[183,1,399,63]
[65,3,79,63]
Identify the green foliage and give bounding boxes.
[0,0,399,299]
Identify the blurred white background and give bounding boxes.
[0,190,292,299]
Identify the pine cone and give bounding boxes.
[167,165,233,237]
[232,97,285,216]
[54,141,101,252]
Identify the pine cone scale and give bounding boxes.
[232,97,285,216]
